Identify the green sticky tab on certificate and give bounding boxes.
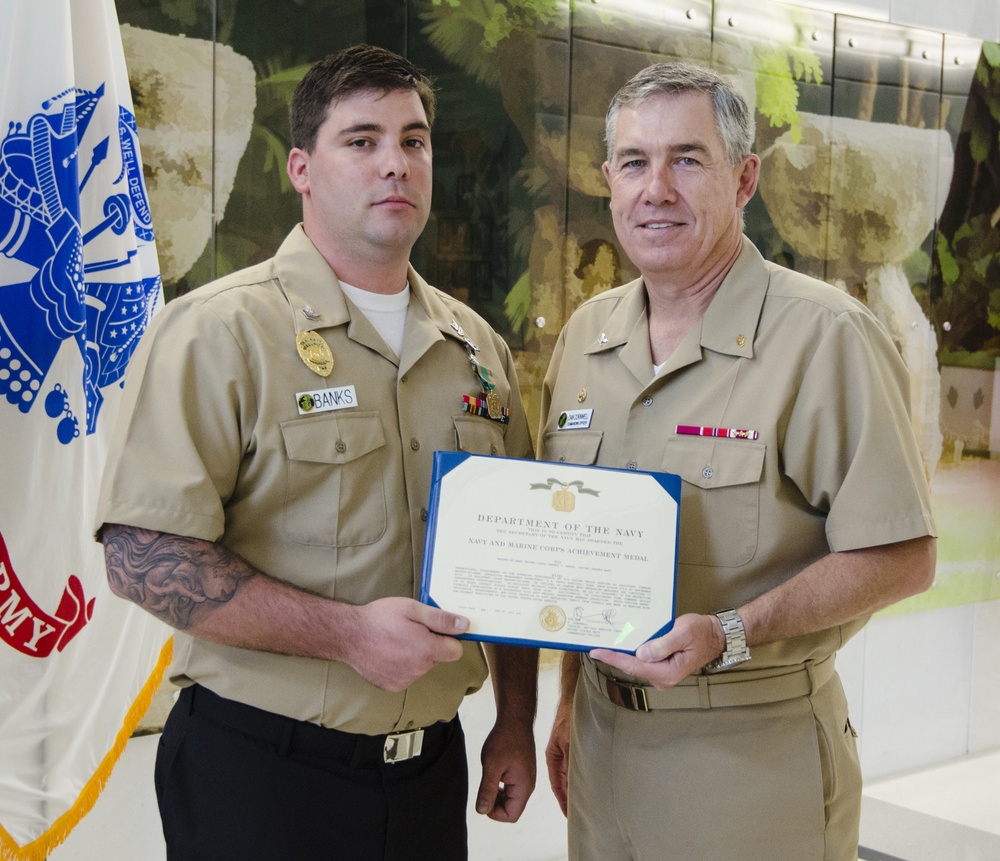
[614,622,636,648]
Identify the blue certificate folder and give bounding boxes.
[420,451,681,654]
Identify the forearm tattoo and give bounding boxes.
[101,524,256,630]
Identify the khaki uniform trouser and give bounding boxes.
[568,655,861,861]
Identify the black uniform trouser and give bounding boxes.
[155,684,469,861]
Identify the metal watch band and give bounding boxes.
[707,608,750,670]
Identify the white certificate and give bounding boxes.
[420,452,680,653]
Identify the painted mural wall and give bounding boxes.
[116,0,1000,617]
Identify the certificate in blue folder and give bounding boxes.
[420,452,680,653]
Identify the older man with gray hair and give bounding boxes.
[540,61,936,861]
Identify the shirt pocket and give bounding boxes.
[454,415,507,457]
[279,412,387,547]
[662,437,765,567]
[540,430,604,465]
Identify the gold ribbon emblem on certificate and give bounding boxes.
[296,331,334,377]
[552,485,576,512]
[539,605,567,632]
[529,478,600,512]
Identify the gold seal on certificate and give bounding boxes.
[420,452,681,653]
[540,605,567,632]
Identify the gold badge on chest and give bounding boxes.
[296,331,334,377]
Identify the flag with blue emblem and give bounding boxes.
[0,1,171,858]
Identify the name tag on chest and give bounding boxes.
[557,408,593,430]
[296,385,357,415]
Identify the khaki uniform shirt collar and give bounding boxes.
[273,224,474,372]
[584,236,767,380]
[583,279,646,357]
[399,266,472,377]
[700,237,767,360]
[273,224,352,334]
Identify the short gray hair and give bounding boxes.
[605,61,754,165]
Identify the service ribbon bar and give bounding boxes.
[462,394,509,424]
[676,424,758,440]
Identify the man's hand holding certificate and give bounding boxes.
[420,452,680,653]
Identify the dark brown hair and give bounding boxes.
[290,44,436,152]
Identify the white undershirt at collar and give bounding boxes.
[339,280,410,358]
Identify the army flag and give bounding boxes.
[0,1,171,858]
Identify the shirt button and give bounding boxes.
[642,396,653,407]
[702,466,714,479]
[410,438,420,451]
[335,439,347,453]
[627,460,638,470]
[400,375,408,383]
[420,508,428,522]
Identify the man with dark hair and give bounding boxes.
[541,61,936,861]
[97,44,537,860]
[289,44,438,150]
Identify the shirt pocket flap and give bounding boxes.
[454,415,506,456]
[664,437,765,489]
[541,430,604,465]
[281,412,386,465]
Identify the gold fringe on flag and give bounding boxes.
[0,637,174,861]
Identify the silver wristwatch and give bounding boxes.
[707,609,750,670]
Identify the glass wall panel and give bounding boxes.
[113,0,999,610]
[715,1,834,274]
[116,1,216,302]
[411,1,570,332]
[829,17,944,288]
[928,42,1000,605]
[409,1,572,429]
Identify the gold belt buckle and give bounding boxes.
[607,679,650,712]
[383,728,425,763]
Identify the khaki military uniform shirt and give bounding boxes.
[539,238,935,675]
[97,225,533,734]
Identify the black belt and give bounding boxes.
[180,684,453,764]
